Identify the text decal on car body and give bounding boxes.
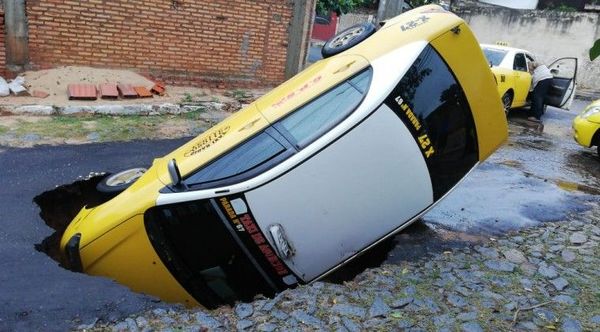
[184,125,230,157]
[217,196,296,286]
[400,15,430,32]
[394,96,435,158]
[219,197,245,232]
[272,75,322,108]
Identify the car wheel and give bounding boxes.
[96,167,147,194]
[321,22,376,58]
[501,92,513,115]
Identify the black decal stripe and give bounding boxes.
[215,195,300,289]
[210,199,278,291]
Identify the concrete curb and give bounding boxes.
[1,101,227,118]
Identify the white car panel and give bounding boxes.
[245,105,433,281]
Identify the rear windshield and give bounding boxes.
[482,47,508,67]
[384,44,479,200]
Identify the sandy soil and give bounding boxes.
[0,66,265,107]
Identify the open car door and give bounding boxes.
[545,57,577,110]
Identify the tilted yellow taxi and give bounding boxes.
[61,5,508,308]
[481,44,577,113]
[573,99,600,157]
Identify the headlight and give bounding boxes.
[581,106,600,119]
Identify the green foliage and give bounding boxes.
[591,39,600,61]
[316,0,370,16]
[408,0,435,6]
[181,92,193,104]
[549,4,577,11]
[230,89,252,101]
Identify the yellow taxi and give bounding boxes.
[573,99,600,157]
[481,44,578,113]
[60,5,508,308]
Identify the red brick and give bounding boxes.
[99,83,119,99]
[134,86,153,98]
[117,84,137,98]
[68,84,97,100]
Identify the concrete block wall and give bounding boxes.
[24,0,294,88]
[454,6,600,92]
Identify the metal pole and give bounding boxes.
[377,0,405,24]
[376,0,387,24]
[4,0,29,70]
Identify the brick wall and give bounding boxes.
[25,0,294,88]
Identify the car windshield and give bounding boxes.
[482,47,508,67]
[144,200,276,308]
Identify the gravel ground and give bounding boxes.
[77,202,600,332]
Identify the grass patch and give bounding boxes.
[6,113,205,145]
[15,116,88,139]
[183,108,206,121]
[229,89,252,101]
[95,115,164,141]
[181,92,193,103]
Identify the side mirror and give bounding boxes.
[167,159,185,190]
[550,69,559,75]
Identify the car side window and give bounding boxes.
[184,132,289,189]
[183,68,371,189]
[275,69,371,149]
[525,54,534,62]
[482,48,508,67]
[513,53,528,72]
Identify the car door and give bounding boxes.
[511,52,532,106]
[545,57,577,110]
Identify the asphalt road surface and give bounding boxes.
[0,138,188,331]
[0,100,598,331]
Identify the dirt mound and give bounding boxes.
[0,66,205,107]
[23,66,154,94]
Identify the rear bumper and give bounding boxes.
[572,116,598,147]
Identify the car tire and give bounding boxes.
[501,92,513,115]
[96,167,147,194]
[321,22,376,58]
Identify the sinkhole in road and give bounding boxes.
[33,176,488,306]
[32,175,403,304]
[34,175,114,268]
